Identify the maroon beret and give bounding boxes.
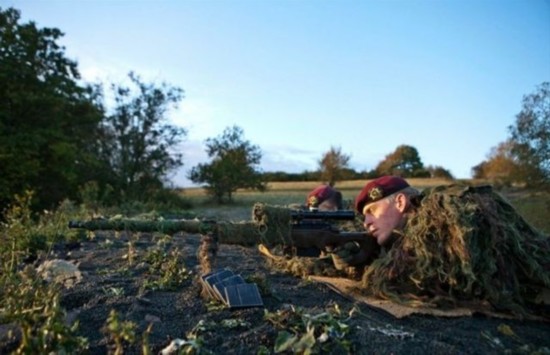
[306,185,337,208]
[355,176,410,213]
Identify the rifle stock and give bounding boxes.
[290,229,369,250]
[290,228,379,258]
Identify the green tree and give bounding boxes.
[508,82,549,189]
[318,146,351,186]
[189,126,266,203]
[97,72,186,202]
[374,145,427,177]
[0,7,104,209]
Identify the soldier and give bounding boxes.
[331,175,549,315]
[305,185,344,211]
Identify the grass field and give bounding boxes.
[181,178,462,202]
[179,178,550,234]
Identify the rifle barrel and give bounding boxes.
[68,219,212,234]
[290,210,356,221]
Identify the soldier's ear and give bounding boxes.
[395,193,408,213]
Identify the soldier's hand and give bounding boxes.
[330,241,369,270]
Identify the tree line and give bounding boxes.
[1,7,548,211]
[261,145,455,184]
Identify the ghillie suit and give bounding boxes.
[361,184,550,317]
[258,243,352,279]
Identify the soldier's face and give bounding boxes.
[362,195,405,246]
[317,199,339,211]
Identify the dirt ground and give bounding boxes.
[1,228,549,355]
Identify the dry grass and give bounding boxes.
[264,178,465,191]
[505,190,550,234]
[182,178,464,196]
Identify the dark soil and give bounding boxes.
[2,230,549,354]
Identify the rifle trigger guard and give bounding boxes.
[256,223,268,235]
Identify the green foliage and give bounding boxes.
[97,72,187,202]
[245,272,273,297]
[264,304,353,354]
[145,186,193,211]
[77,180,193,220]
[0,7,105,210]
[0,266,89,353]
[0,190,87,273]
[103,309,137,355]
[189,125,267,203]
[78,180,115,213]
[262,169,375,182]
[505,190,550,235]
[262,170,322,182]
[0,190,37,273]
[141,248,192,292]
[508,82,550,189]
[318,146,351,187]
[374,144,428,177]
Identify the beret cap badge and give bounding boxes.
[355,176,410,213]
[308,196,319,207]
[368,187,383,201]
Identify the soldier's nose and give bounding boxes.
[363,215,373,228]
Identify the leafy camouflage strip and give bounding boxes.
[258,244,352,279]
[361,184,550,316]
[213,221,264,246]
[251,203,294,246]
[69,206,295,247]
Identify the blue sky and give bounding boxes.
[6,0,550,187]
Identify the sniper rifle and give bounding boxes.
[286,208,379,257]
[68,203,378,256]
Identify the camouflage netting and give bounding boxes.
[361,184,550,316]
[250,202,364,242]
[213,221,263,246]
[252,203,360,279]
[261,245,347,278]
[251,203,294,246]
[70,206,297,247]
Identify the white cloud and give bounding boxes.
[169,139,208,188]
[171,97,227,141]
[261,144,318,173]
